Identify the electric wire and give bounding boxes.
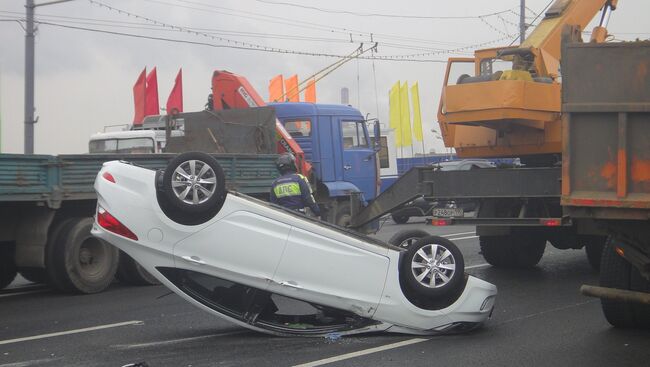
[253,0,514,20]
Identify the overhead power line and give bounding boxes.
[254,0,513,20]
[84,0,509,61]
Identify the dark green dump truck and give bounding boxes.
[0,108,279,294]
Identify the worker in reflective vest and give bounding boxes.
[270,153,320,216]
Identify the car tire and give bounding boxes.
[584,236,606,272]
[0,242,17,289]
[48,217,119,294]
[162,152,226,215]
[389,229,430,250]
[157,152,226,225]
[600,238,650,328]
[116,251,160,286]
[391,214,410,224]
[400,236,464,298]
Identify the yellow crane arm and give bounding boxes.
[521,0,617,62]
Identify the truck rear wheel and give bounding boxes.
[600,238,650,328]
[116,251,160,286]
[48,217,119,294]
[480,235,545,268]
[584,236,606,272]
[0,242,17,289]
[334,201,351,227]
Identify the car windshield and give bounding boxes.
[89,138,155,153]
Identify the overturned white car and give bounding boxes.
[92,152,497,336]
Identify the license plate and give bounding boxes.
[432,208,464,218]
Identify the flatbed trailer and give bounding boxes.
[0,152,277,293]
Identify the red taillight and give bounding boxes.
[540,218,562,226]
[102,171,116,183]
[97,206,138,240]
[431,218,451,226]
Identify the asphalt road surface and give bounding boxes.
[1,220,649,367]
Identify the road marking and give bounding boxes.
[0,321,142,346]
[292,338,429,367]
[0,358,62,367]
[112,330,248,349]
[0,289,49,299]
[440,231,475,238]
[445,235,478,241]
[465,263,490,269]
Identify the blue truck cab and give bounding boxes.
[270,102,380,223]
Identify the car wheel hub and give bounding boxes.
[411,244,456,288]
[172,160,218,205]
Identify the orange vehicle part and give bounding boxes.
[211,70,312,176]
[437,0,617,160]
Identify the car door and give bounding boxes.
[340,119,377,201]
[173,210,291,291]
[270,225,389,317]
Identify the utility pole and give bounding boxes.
[23,0,75,154]
[519,0,526,44]
[24,0,35,154]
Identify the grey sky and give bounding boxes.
[1,0,648,155]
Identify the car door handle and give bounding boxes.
[279,281,302,289]
[181,255,206,265]
[344,165,352,170]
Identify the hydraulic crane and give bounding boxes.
[210,70,312,176]
[437,0,618,165]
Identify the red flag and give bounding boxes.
[284,74,299,102]
[133,67,146,124]
[268,74,284,102]
[145,67,160,117]
[304,79,316,103]
[166,68,183,115]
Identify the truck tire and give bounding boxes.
[584,236,606,272]
[116,251,160,286]
[335,201,351,227]
[400,236,464,298]
[0,242,17,289]
[479,236,511,267]
[600,238,650,328]
[45,218,78,291]
[389,229,430,249]
[48,217,119,294]
[391,214,410,224]
[512,235,546,268]
[480,235,545,268]
[162,152,226,216]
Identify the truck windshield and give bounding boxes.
[89,138,155,153]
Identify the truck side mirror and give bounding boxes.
[371,119,381,152]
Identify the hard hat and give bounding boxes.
[276,153,297,173]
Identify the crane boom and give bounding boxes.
[210,70,312,176]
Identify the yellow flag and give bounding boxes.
[389,81,402,147]
[411,82,423,142]
[400,81,412,147]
